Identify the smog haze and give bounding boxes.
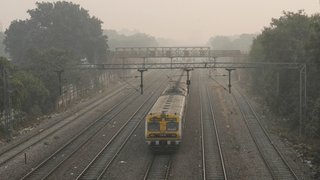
[0,0,319,45]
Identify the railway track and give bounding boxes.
[0,71,154,167]
[199,70,227,180]
[19,70,168,180]
[75,71,176,180]
[143,154,172,180]
[218,69,299,179]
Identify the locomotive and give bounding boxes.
[145,70,188,152]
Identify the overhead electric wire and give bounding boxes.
[166,75,186,92]
[118,75,140,93]
[207,74,228,93]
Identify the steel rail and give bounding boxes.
[143,155,155,180]
[19,70,165,180]
[76,71,174,180]
[142,155,172,180]
[232,86,277,179]
[199,69,227,180]
[0,70,155,167]
[21,88,138,180]
[165,155,172,180]
[204,69,228,179]
[215,68,277,179]
[217,68,298,179]
[0,81,129,167]
[45,71,168,180]
[199,72,206,180]
[234,84,300,179]
[94,71,176,180]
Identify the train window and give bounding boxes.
[165,118,177,121]
[150,118,162,121]
[166,122,178,131]
[148,122,160,131]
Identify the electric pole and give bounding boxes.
[225,68,235,94]
[3,66,13,139]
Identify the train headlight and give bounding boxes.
[149,134,155,137]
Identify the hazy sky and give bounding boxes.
[0,0,319,44]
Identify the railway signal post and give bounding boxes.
[184,68,193,94]
[138,68,148,95]
[225,68,235,94]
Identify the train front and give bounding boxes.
[145,93,185,152]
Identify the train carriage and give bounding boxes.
[145,70,188,152]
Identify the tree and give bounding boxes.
[232,34,258,52]
[21,46,90,113]
[0,56,49,118]
[304,13,320,137]
[4,1,109,64]
[306,98,320,138]
[12,71,49,117]
[259,10,310,63]
[249,10,314,126]
[207,34,258,52]
[0,57,14,120]
[305,13,320,72]
[207,36,233,50]
[3,20,34,63]
[104,30,158,47]
[0,32,9,58]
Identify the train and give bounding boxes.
[145,70,188,152]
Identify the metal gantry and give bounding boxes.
[81,62,306,70]
[10,46,307,137]
[80,60,307,137]
[109,47,245,59]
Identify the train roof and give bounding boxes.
[149,93,185,116]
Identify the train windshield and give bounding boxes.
[166,122,178,131]
[148,122,160,131]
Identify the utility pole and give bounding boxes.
[54,70,64,108]
[225,68,235,94]
[122,58,125,77]
[54,70,64,95]
[184,68,193,94]
[138,69,147,95]
[3,66,13,139]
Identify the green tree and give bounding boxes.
[0,57,49,118]
[305,13,320,72]
[306,98,320,138]
[0,32,9,58]
[4,1,108,64]
[249,10,313,126]
[3,20,34,63]
[104,30,158,47]
[232,34,258,52]
[305,13,320,137]
[207,36,233,50]
[259,10,310,63]
[12,71,49,117]
[21,46,89,113]
[0,57,14,119]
